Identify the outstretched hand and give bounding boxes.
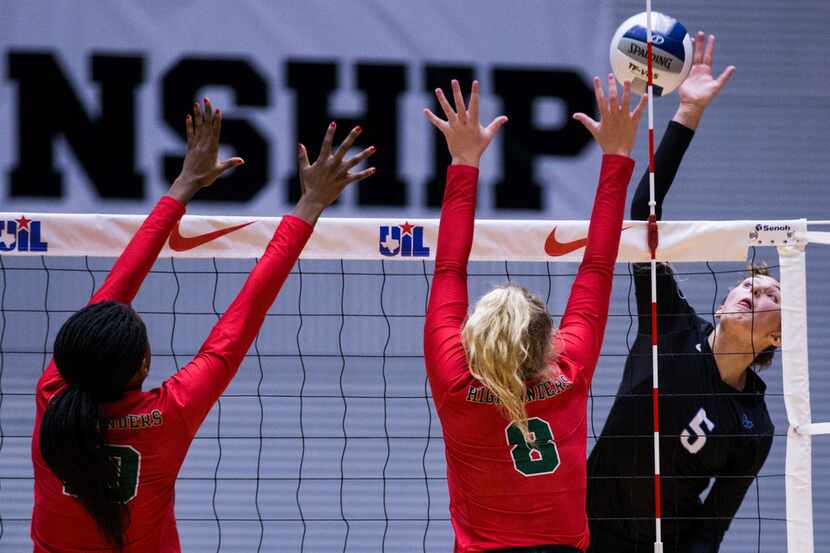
[675,32,735,129]
[424,80,507,168]
[573,74,647,157]
[168,98,244,204]
[293,123,376,225]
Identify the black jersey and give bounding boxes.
[586,122,774,553]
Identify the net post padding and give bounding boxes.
[778,243,814,553]
[0,214,808,262]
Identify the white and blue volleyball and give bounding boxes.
[610,12,692,96]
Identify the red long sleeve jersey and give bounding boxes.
[30,197,312,552]
[424,157,634,553]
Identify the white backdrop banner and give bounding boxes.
[0,1,620,219]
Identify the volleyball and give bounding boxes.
[609,11,693,96]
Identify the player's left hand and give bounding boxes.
[297,123,376,208]
[573,74,647,157]
[291,123,376,225]
[169,97,245,203]
[675,32,735,128]
[424,79,508,168]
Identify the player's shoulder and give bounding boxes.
[657,263,699,314]
[617,354,653,395]
[663,314,711,356]
[745,372,774,425]
[102,389,172,433]
[552,353,582,383]
[647,326,717,396]
[35,361,65,399]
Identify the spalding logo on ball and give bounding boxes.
[610,12,692,96]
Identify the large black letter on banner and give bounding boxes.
[423,66,475,208]
[162,58,269,202]
[492,68,595,210]
[7,52,144,198]
[286,61,407,206]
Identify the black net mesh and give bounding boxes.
[0,252,787,552]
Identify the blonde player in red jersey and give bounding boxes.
[31,100,375,552]
[423,77,645,552]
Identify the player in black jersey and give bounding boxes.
[586,33,780,553]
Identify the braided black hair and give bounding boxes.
[40,301,148,549]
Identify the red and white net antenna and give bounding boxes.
[645,2,663,553]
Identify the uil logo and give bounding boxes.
[0,215,48,252]
[379,222,430,257]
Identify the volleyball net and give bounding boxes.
[0,213,828,552]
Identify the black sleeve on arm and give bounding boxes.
[630,120,696,221]
[631,120,696,330]
[633,263,693,333]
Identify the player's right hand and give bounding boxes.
[179,98,244,190]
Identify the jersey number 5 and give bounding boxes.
[680,408,716,454]
[505,417,560,476]
[63,444,141,503]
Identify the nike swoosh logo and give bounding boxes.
[545,227,587,256]
[169,221,254,251]
[544,226,632,257]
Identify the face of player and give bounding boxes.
[716,275,782,350]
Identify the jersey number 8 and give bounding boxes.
[505,417,560,476]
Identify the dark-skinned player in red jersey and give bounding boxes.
[31,99,376,552]
[423,77,645,553]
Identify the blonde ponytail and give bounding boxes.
[461,284,553,443]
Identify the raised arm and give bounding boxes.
[38,99,244,399]
[628,121,695,221]
[423,80,507,400]
[631,32,736,329]
[558,75,645,380]
[91,98,244,305]
[165,124,376,434]
[631,32,734,221]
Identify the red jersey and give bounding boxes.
[424,157,634,553]
[31,197,312,552]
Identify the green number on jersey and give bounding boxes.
[505,417,560,476]
[108,445,140,503]
[63,444,141,504]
